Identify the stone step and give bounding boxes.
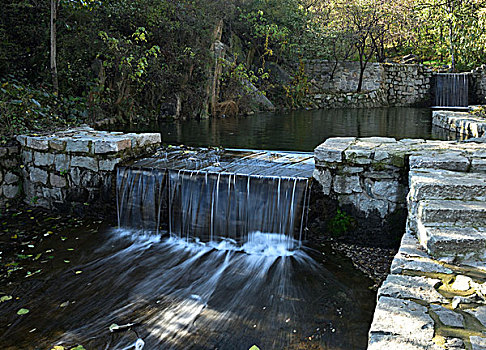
[418,199,486,227]
[417,224,486,260]
[408,169,486,202]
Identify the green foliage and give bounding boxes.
[0,77,87,140]
[283,59,309,108]
[327,209,355,237]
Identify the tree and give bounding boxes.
[50,0,59,94]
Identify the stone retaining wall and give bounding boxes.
[433,110,486,139]
[0,144,21,207]
[304,61,433,109]
[313,137,486,240]
[16,127,161,214]
[471,65,486,104]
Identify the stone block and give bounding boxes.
[333,175,361,194]
[465,307,486,328]
[4,172,19,185]
[373,150,390,162]
[409,153,470,172]
[371,180,401,201]
[34,151,55,167]
[2,185,19,199]
[378,274,447,303]
[16,135,27,146]
[99,158,121,171]
[93,138,131,154]
[42,187,63,201]
[430,304,464,328]
[408,169,486,202]
[419,226,486,259]
[26,136,49,150]
[22,150,33,164]
[0,158,18,168]
[359,137,396,144]
[71,156,98,171]
[418,200,486,227]
[49,139,66,151]
[344,148,373,164]
[369,297,435,345]
[314,137,356,163]
[70,167,82,186]
[66,139,91,153]
[50,173,67,188]
[471,158,486,173]
[54,154,70,172]
[30,167,48,184]
[313,168,332,195]
[126,133,161,147]
[471,336,486,350]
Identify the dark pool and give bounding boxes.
[114,107,454,151]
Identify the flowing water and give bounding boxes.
[434,73,469,107]
[0,148,375,349]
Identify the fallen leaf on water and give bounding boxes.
[17,308,29,315]
[75,271,82,275]
[70,346,86,350]
[50,346,65,350]
[60,301,69,308]
[0,295,12,303]
[249,346,260,350]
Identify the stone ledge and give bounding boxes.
[433,110,486,139]
[17,127,161,155]
[17,127,161,212]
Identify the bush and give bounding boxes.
[0,77,88,142]
[327,209,355,237]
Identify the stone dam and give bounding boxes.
[1,124,486,349]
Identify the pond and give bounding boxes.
[114,107,452,151]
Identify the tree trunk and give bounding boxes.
[50,0,59,94]
[357,66,365,92]
[201,19,224,119]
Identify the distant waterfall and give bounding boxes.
[434,73,469,107]
[116,149,313,245]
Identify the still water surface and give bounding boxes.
[116,107,452,151]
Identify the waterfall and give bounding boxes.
[434,73,469,107]
[116,148,313,246]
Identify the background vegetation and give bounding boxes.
[1,0,486,138]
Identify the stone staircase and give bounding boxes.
[369,151,486,350]
[407,169,486,263]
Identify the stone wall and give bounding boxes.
[313,137,486,241]
[304,61,433,109]
[433,110,486,139]
[16,127,161,214]
[305,61,384,93]
[471,64,486,104]
[0,144,21,207]
[383,64,432,106]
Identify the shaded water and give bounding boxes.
[112,107,448,152]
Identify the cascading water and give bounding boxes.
[116,148,313,245]
[0,148,374,350]
[434,73,469,107]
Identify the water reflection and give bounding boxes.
[115,108,456,151]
